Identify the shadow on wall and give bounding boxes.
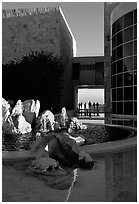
[2,51,64,113]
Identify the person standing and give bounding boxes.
[88,101,92,117]
[80,102,83,116]
[96,102,99,116]
[93,102,96,116]
[84,102,87,116]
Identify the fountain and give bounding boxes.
[2,99,137,202]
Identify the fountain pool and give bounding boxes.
[2,124,137,202]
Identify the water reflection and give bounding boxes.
[2,147,137,202]
[67,148,137,202]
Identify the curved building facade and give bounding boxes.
[111,3,137,127]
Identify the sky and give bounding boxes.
[78,89,104,104]
[2,1,104,57]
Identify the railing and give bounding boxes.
[77,105,105,117]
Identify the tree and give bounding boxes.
[2,51,64,113]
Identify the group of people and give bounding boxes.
[78,101,100,117]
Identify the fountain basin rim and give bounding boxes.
[2,124,136,161]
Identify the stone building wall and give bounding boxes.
[2,7,76,111]
[104,2,119,123]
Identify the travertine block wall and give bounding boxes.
[2,8,61,64]
[2,7,76,110]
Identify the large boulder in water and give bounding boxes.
[35,110,55,133]
[2,98,11,124]
[11,100,32,134]
[26,156,75,190]
[22,99,40,125]
[31,132,94,169]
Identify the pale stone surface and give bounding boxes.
[2,98,11,124]
[11,100,23,116]
[2,116,19,135]
[36,110,55,132]
[60,107,68,127]
[14,115,32,134]
[22,100,36,124]
[5,99,32,134]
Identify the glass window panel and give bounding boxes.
[112,89,116,101]
[112,49,116,62]
[112,21,116,36]
[112,102,116,114]
[134,40,137,55]
[124,102,133,115]
[123,42,133,57]
[117,102,123,114]
[134,101,137,115]
[134,9,137,24]
[112,75,116,88]
[111,63,116,75]
[134,86,137,100]
[117,31,124,46]
[117,45,123,60]
[124,71,133,86]
[117,59,123,73]
[124,11,133,28]
[116,16,123,32]
[117,88,123,100]
[124,26,133,43]
[134,56,137,70]
[123,57,133,72]
[134,71,137,85]
[117,74,123,87]
[112,35,117,49]
[134,25,137,39]
[124,87,133,100]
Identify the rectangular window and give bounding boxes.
[117,88,123,101]
[134,71,137,85]
[117,59,123,73]
[123,42,133,57]
[124,87,133,100]
[112,49,116,62]
[112,89,116,101]
[124,26,133,43]
[112,22,117,36]
[134,40,137,55]
[117,31,124,46]
[134,9,137,24]
[112,35,116,49]
[134,24,137,39]
[134,56,137,70]
[124,102,133,115]
[116,16,123,32]
[124,72,133,86]
[134,86,137,100]
[112,102,116,114]
[123,57,133,72]
[117,74,123,87]
[134,101,137,115]
[124,11,133,28]
[117,102,123,114]
[111,62,116,75]
[112,76,116,88]
[117,45,123,60]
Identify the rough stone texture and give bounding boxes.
[22,99,40,124]
[2,7,76,110]
[32,132,94,169]
[2,98,11,124]
[35,110,55,132]
[104,3,119,123]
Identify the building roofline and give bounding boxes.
[58,7,76,57]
